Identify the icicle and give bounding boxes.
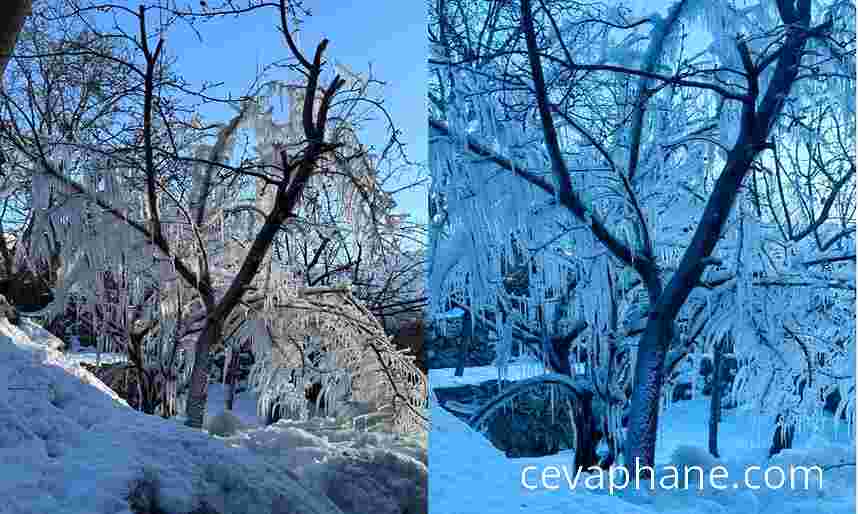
[220,210,226,246]
[223,345,232,385]
[549,384,555,424]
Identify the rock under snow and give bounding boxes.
[205,409,246,437]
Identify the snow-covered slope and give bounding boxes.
[429,366,856,514]
[0,318,344,514]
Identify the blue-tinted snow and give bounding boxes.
[429,365,856,514]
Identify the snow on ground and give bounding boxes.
[63,351,128,367]
[0,318,343,514]
[204,381,427,514]
[224,418,427,514]
[0,318,394,514]
[3,318,426,514]
[429,365,856,514]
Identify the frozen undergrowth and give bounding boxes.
[0,318,354,514]
[430,366,856,514]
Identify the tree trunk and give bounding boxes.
[573,390,600,470]
[552,340,572,376]
[185,319,222,428]
[182,180,304,428]
[454,307,472,377]
[224,381,235,411]
[454,335,467,377]
[708,340,724,458]
[0,0,30,79]
[624,315,672,473]
[769,414,795,457]
[599,422,617,469]
[135,367,158,415]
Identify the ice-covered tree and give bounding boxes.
[429,0,854,469]
[6,0,427,432]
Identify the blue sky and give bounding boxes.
[161,1,427,224]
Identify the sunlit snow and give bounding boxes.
[0,318,425,514]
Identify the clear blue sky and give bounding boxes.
[162,1,427,224]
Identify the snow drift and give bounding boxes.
[0,318,344,514]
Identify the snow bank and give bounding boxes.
[0,318,343,514]
[225,418,427,514]
[758,435,856,514]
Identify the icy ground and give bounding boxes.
[0,319,426,514]
[429,365,856,514]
